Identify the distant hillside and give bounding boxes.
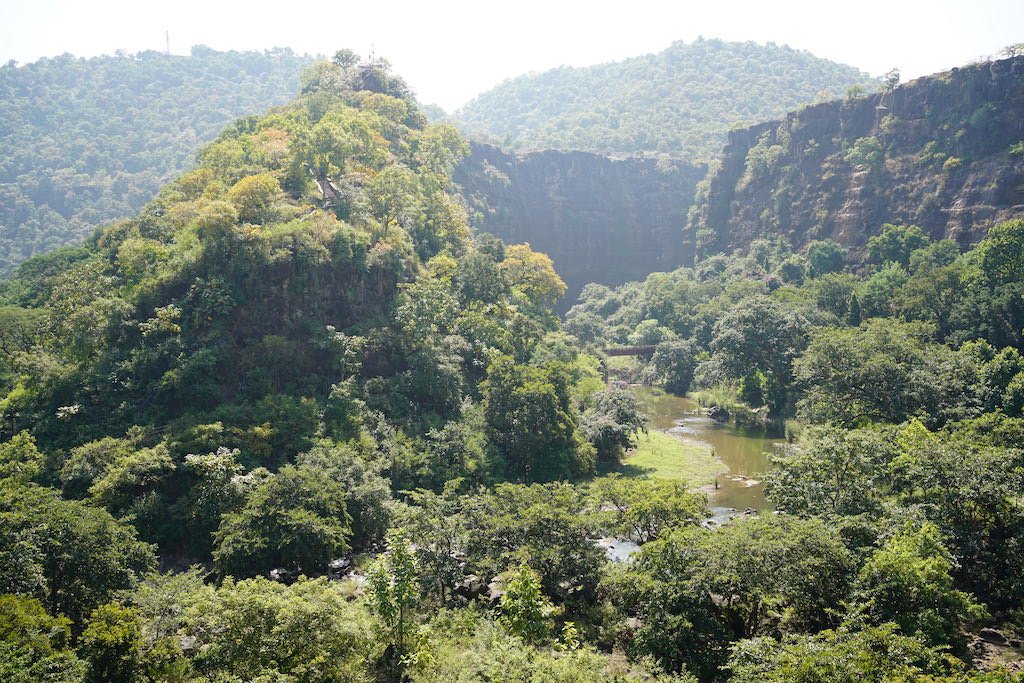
[0,47,313,273]
[453,38,876,160]
[687,55,1024,261]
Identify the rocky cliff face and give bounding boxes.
[455,143,705,308]
[687,56,1024,260]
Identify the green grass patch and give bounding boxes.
[615,430,727,485]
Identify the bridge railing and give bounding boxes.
[603,345,657,357]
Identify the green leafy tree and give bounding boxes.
[183,576,374,682]
[887,422,1024,609]
[859,261,910,317]
[765,426,887,517]
[88,444,174,514]
[775,255,807,285]
[977,218,1024,287]
[174,447,248,555]
[213,465,352,577]
[708,296,808,414]
[0,594,84,683]
[409,612,693,683]
[809,272,859,318]
[850,523,985,648]
[847,293,862,325]
[804,239,846,277]
[590,475,707,543]
[482,354,584,480]
[1004,372,1024,416]
[844,135,885,170]
[794,319,944,424]
[0,431,43,482]
[883,68,901,91]
[646,339,698,395]
[467,483,605,602]
[413,123,470,177]
[609,513,855,677]
[686,515,855,637]
[58,438,134,497]
[580,386,648,462]
[498,565,556,643]
[79,602,143,683]
[603,542,730,679]
[726,623,957,683]
[456,248,509,305]
[498,243,568,311]
[368,530,420,666]
[368,165,421,234]
[0,481,155,627]
[226,173,282,224]
[399,486,467,604]
[332,48,360,68]
[867,224,930,267]
[295,441,394,549]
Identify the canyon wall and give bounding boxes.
[687,56,1024,260]
[455,143,705,308]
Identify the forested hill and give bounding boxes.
[5,51,1024,683]
[687,55,1024,261]
[452,38,877,159]
[0,47,313,273]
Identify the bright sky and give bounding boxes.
[2,0,1021,111]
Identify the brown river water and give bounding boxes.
[599,388,789,562]
[636,388,788,515]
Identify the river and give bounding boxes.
[636,388,788,517]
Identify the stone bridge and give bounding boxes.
[602,345,657,357]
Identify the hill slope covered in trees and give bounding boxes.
[453,38,876,159]
[0,47,312,273]
[3,51,1024,682]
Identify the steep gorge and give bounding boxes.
[454,143,704,307]
[687,56,1024,260]
[455,57,1024,310]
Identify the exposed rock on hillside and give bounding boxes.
[687,56,1024,260]
[455,143,705,307]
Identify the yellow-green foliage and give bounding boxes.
[0,48,314,275]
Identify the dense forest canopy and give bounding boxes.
[564,221,1024,678]
[453,38,878,160]
[1,44,1024,682]
[0,46,313,274]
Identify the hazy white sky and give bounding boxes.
[2,0,1021,111]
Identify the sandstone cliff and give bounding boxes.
[455,143,705,308]
[686,56,1024,260]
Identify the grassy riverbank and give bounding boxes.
[587,385,729,487]
[618,430,728,485]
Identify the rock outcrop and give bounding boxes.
[687,56,1024,260]
[455,143,705,308]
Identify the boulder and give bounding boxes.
[327,557,352,580]
[707,405,730,422]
